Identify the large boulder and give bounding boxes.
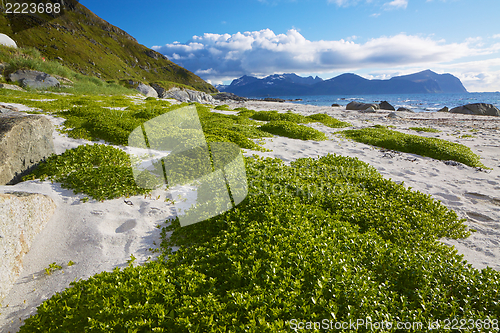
[136,83,158,98]
[8,70,60,89]
[379,101,395,111]
[0,192,56,302]
[0,113,55,185]
[163,87,215,104]
[0,33,17,48]
[449,103,500,117]
[346,101,380,111]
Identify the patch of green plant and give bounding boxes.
[19,154,500,332]
[460,134,475,139]
[259,121,328,141]
[341,127,487,168]
[305,113,352,128]
[251,110,309,123]
[23,144,151,201]
[214,104,231,111]
[409,127,442,133]
[236,109,256,118]
[44,262,62,275]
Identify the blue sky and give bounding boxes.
[81,0,500,92]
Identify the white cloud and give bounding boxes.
[152,29,497,86]
[383,0,408,9]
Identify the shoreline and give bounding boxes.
[1,98,500,331]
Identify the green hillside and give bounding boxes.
[0,0,216,93]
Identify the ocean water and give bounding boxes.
[267,92,500,113]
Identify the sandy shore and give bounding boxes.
[1,99,500,331]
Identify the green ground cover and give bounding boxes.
[2,87,497,332]
[341,127,486,168]
[249,110,352,128]
[19,154,500,332]
[259,121,328,141]
[409,127,442,133]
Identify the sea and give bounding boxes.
[262,92,500,113]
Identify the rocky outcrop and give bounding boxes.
[0,113,55,185]
[213,92,248,102]
[0,192,56,302]
[136,83,158,98]
[0,105,19,114]
[438,107,449,113]
[346,101,380,111]
[0,33,17,48]
[379,101,395,111]
[263,97,285,103]
[0,83,25,92]
[397,107,414,112]
[163,87,215,104]
[449,103,500,117]
[150,83,168,98]
[8,70,60,89]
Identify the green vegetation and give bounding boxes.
[0,4,215,93]
[460,134,475,139]
[248,110,352,128]
[0,44,135,95]
[23,144,151,201]
[341,127,487,168]
[19,154,500,332]
[44,262,62,276]
[214,104,232,111]
[409,127,442,133]
[259,121,328,141]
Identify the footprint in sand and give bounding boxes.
[466,211,495,223]
[465,192,500,206]
[115,219,137,233]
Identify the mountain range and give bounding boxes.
[218,70,468,97]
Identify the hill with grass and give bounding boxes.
[0,0,216,93]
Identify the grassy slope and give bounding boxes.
[0,1,216,93]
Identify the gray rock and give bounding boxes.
[346,101,380,111]
[163,87,215,104]
[396,107,414,112]
[0,33,17,48]
[0,83,25,92]
[0,192,56,302]
[0,114,55,185]
[379,101,395,111]
[136,83,158,98]
[449,103,500,117]
[263,97,285,103]
[150,83,168,98]
[438,107,449,112]
[186,89,215,104]
[361,106,378,113]
[0,105,19,114]
[8,70,60,89]
[214,92,247,101]
[388,112,402,118]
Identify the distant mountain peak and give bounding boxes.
[221,71,467,97]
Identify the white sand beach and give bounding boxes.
[1,99,500,332]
